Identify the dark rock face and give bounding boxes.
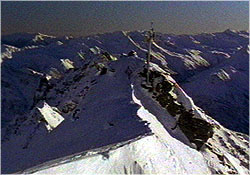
[140,68,214,150]
[127,50,137,57]
[100,67,108,75]
[30,75,54,109]
[101,51,117,61]
[61,101,77,113]
[178,111,214,150]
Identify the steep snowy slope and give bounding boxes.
[16,58,212,175]
[1,34,89,127]
[182,46,249,134]
[1,30,249,174]
[2,55,150,173]
[2,55,249,174]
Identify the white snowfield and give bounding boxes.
[32,136,209,174]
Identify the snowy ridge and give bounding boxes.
[17,57,249,174]
[19,61,211,174]
[20,134,151,174]
[1,30,249,174]
[30,136,209,174]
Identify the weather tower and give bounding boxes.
[146,22,155,85]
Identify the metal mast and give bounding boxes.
[146,22,155,85]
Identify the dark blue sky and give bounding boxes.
[1,1,249,37]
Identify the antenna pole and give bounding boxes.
[146,22,154,85]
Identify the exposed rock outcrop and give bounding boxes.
[139,68,214,150]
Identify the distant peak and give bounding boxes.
[224,29,239,34]
[36,32,56,38]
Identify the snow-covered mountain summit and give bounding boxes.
[2,30,249,133]
[1,30,249,174]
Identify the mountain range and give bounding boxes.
[1,29,249,174]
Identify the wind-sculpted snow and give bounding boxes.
[1,30,249,174]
